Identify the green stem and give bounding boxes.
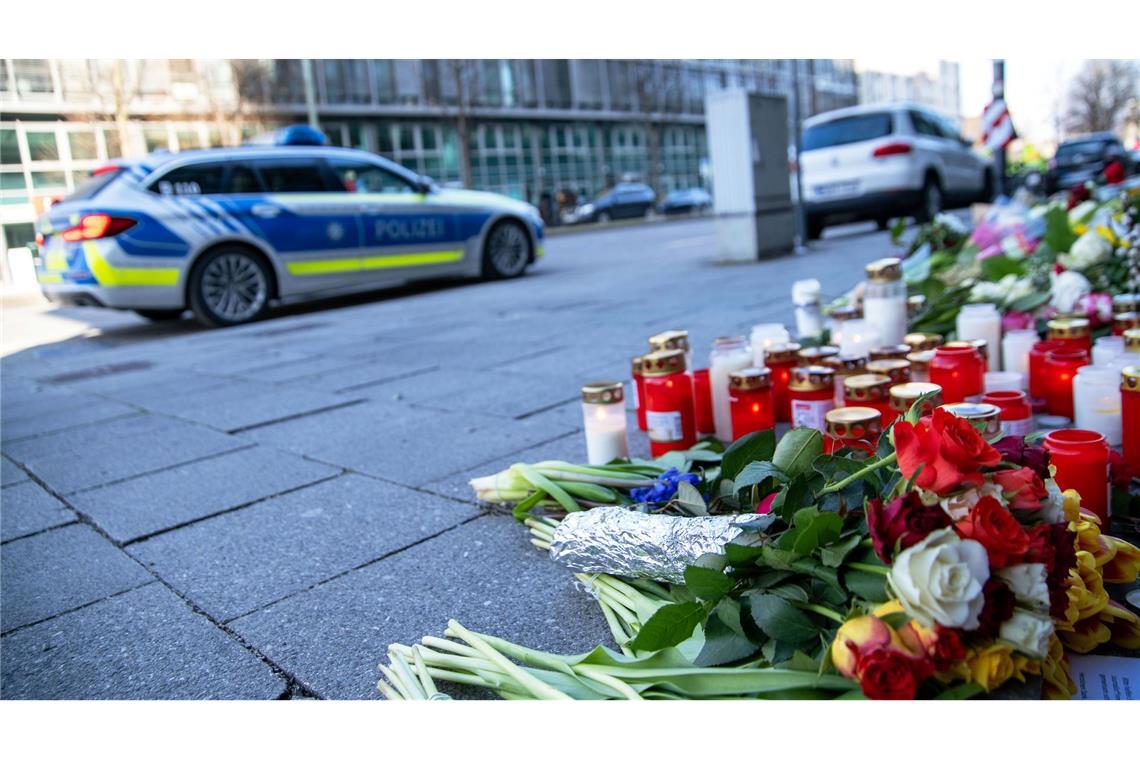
[848,562,890,576]
[793,601,845,624]
[818,452,897,495]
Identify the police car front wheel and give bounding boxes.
[482,220,531,280]
[189,246,272,327]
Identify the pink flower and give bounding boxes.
[1001,311,1034,331]
[1077,292,1113,327]
[970,221,1002,251]
[976,243,1003,261]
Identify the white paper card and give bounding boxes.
[1068,654,1140,700]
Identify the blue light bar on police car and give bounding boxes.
[244,125,329,147]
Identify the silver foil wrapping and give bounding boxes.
[548,507,752,583]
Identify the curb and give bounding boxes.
[544,212,712,238]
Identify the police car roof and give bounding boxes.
[133,145,408,175]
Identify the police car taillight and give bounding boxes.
[61,214,137,242]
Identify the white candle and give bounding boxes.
[1073,366,1122,445]
[838,318,881,359]
[710,336,753,442]
[984,371,1022,393]
[1001,329,1038,389]
[1093,336,1125,366]
[792,279,823,339]
[862,258,908,345]
[750,323,790,366]
[581,382,629,465]
[957,303,1002,371]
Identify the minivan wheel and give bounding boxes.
[917,178,942,222]
[482,220,531,280]
[133,309,184,322]
[188,246,272,327]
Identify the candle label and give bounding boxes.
[646,410,684,442]
[791,399,835,431]
[1001,418,1034,437]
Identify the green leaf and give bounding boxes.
[768,583,810,603]
[1006,290,1050,313]
[674,480,708,516]
[628,602,709,652]
[654,451,688,472]
[510,489,546,522]
[721,429,777,481]
[979,254,1025,282]
[724,534,765,565]
[843,569,889,603]
[512,463,579,513]
[694,608,760,666]
[683,565,734,601]
[819,534,862,568]
[733,460,789,493]
[772,429,823,479]
[1043,203,1078,254]
[787,508,843,555]
[747,593,818,644]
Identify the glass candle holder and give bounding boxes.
[1114,312,1140,337]
[750,323,791,365]
[798,345,839,366]
[905,350,934,383]
[1048,317,1092,352]
[1073,365,1122,446]
[709,336,753,442]
[862,257,908,345]
[957,303,1002,371]
[1028,340,1063,401]
[1044,348,1090,420]
[1114,294,1140,314]
[838,318,881,359]
[1001,329,1038,390]
[641,349,696,457]
[789,365,836,431]
[904,332,943,352]
[982,390,1034,438]
[792,279,824,339]
[868,344,911,361]
[764,342,801,423]
[1124,329,1140,360]
[929,344,985,403]
[827,305,862,348]
[822,353,868,407]
[947,339,990,374]
[907,294,926,317]
[824,406,882,456]
[1122,367,1140,473]
[1093,335,1125,366]
[691,368,716,435]
[865,358,912,387]
[941,402,1002,442]
[889,382,944,419]
[1043,429,1110,524]
[631,355,648,431]
[648,330,692,373]
[729,367,775,440]
[581,381,630,465]
[844,373,895,425]
[984,371,1022,393]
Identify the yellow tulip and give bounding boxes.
[1100,601,1140,649]
[1042,635,1076,700]
[966,643,1016,692]
[1062,489,1082,523]
[1059,616,1112,653]
[1100,536,1140,584]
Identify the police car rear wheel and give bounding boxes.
[483,220,530,280]
[189,247,271,327]
[133,309,184,322]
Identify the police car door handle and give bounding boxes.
[251,204,281,219]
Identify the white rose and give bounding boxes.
[1037,479,1065,524]
[940,481,1004,521]
[998,609,1054,659]
[969,281,1004,303]
[1050,270,1092,313]
[888,528,991,630]
[1059,231,1112,271]
[1005,276,1035,304]
[995,563,1050,611]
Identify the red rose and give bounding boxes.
[1048,524,1078,618]
[756,491,778,515]
[928,626,967,670]
[993,467,1048,511]
[1024,524,1057,573]
[993,437,1051,481]
[894,408,1000,496]
[954,495,1030,568]
[974,578,1016,638]
[855,648,932,700]
[867,492,952,563]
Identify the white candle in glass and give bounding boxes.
[792,279,823,339]
[710,336,754,441]
[838,319,881,359]
[750,324,790,366]
[984,371,1022,393]
[1093,336,1125,366]
[581,382,629,465]
[957,303,1002,371]
[1073,366,1122,446]
[1001,329,1038,389]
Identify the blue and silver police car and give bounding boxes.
[35,126,544,327]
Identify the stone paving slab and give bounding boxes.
[229,514,613,699]
[241,401,577,487]
[359,368,581,419]
[0,398,139,443]
[1,455,29,487]
[3,414,246,494]
[280,358,440,394]
[69,446,342,543]
[128,474,480,622]
[0,583,287,699]
[0,481,76,543]
[1,523,152,633]
[82,368,232,407]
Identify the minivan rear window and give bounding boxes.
[802,114,894,152]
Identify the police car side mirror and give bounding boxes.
[417,177,435,194]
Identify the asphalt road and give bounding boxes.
[0,217,893,699]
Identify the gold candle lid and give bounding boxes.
[945,339,988,361]
[1121,365,1140,392]
[789,364,834,391]
[581,381,625,405]
[648,330,689,352]
[798,345,840,365]
[1047,317,1091,339]
[940,402,1002,439]
[631,355,645,374]
[1125,329,1140,352]
[865,257,902,282]
[904,332,943,351]
[844,373,891,402]
[764,342,802,364]
[826,406,883,438]
[905,349,935,371]
[868,344,911,361]
[890,382,944,414]
[865,358,912,384]
[828,305,862,321]
[729,367,772,391]
[821,353,868,373]
[641,349,687,377]
[1114,294,1140,314]
[1114,312,1140,333]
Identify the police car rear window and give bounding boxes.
[66,168,124,200]
[255,160,335,193]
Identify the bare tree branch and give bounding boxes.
[1064,60,1139,135]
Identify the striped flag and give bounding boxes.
[982,98,1016,152]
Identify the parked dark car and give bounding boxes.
[658,187,712,216]
[1045,133,1134,193]
[564,182,657,224]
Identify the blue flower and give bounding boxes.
[630,467,700,504]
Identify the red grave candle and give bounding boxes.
[1028,340,1061,401]
[1122,367,1140,473]
[1044,348,1090,419]
[631,356,648,431]
[788,364,835,431]
[928,344,984,403]
[1113,312,1140,337]
[728,367,775,440]
[764,342,801,423]
[1043,428,1110,524]
[641,349,696,456]
[1048,317,1092,352]
[844,373,895,425]
[824,406,882,455]
[981,390,1034,438]
[691,368,716,435]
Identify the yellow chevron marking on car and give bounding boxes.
[536,245,545,258]
[37,272,63,284]
[44,249,70,272]
[83,242,181,287]
[286,250,464,276]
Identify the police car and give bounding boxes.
[34,126,545,327]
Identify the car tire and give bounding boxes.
[133,309,184,322]
[597,211,611,224]
[981,171,995,202]
[481,219,531,280]
[188,245,273,328]
[917,176,942,223]
[807,216,824,241]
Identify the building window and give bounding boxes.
[13,59,53,96]
[144,127,170,153]
[31,171,67,189]
[26,132,60,162]
[1,172,28,203]
[103,128,122,158]
[5,222,36,248]
[1,129,19,164]
[68,131,98,160]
